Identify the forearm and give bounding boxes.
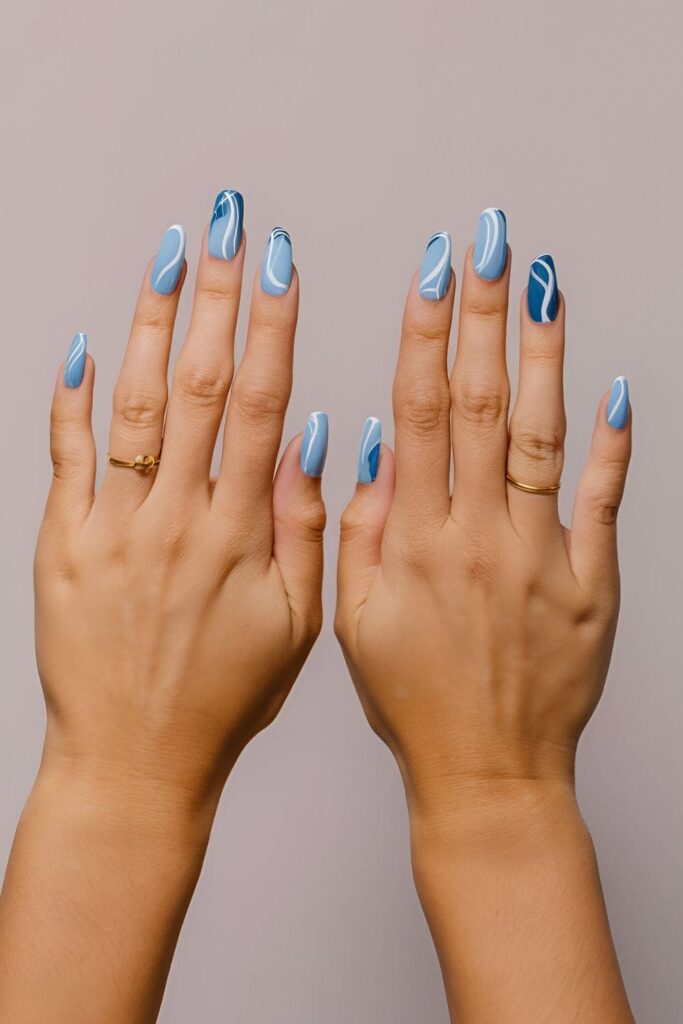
[0,763,215,1024]
[409,780,633,1024]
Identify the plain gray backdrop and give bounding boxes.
[1,0,681,1021]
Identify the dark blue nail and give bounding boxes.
[528,254,558,323]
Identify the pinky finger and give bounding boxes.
[570,377,631,592]
[46,334,96,524]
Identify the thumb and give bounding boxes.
[272,413,328,642]
[336,418,395,640]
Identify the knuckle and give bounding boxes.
[465,296,504,322]
[407,315,447,346]
[510,422,565,463]
[113,385,166,428]
[339,504,367,542]
[132,307,172,335]
[453,379,508,426]
[175,363,230,408]
[232,376,289,421]
[586,491,620,526]
[394,382,450,435]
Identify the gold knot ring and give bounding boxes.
[107,453,160,474]
[505,472,560,496]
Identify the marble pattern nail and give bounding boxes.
[419,232,452,300]
[261,228,292,296]
[528,254,558,323]
[64,332,87,388]
[473,208,507,281]
[358,417,381,483]
[607,376,630,429]
[151,224,186,295]
[300,411,329,477]
[208,190,244,261]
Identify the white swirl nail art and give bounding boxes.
[262,228,292,295]
[607,376,628,427]
[419,232,451,300]
[530,255,556,323]
[474,208,506,279]
[154,225,186,291]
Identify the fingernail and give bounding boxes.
[473,208,507,281]
[300,411,329,477]
[528,254,558,323]
[208,190,244,261]
[151,224,186,295]
[261,228,292,296]
[607,376,630,429]
[419,232,451,301]
[64,332,87,388]
[358,417,381,483]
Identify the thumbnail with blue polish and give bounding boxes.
[419,232,451,300]
[607,376,630,429]
[208,190,244,261]
[261,228,292,296]
[528,254,558,323]
[64,332,87,388]
[151,224,186,295]
[358,417,381,483]
[300,411,329,477]
[473,208,507,281]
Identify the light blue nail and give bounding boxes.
[358,417,381,483]
[208,190,244,261]
[607,376,630,429]
[300,411,329,477]
[261,228,292,296]
[151,224,186,295]
[64,333,87,388]
[419,232,451,301]
[528,254,558,323]
[473,208,507,281]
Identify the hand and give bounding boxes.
[37,215,327,811]
[335,218,633,1022]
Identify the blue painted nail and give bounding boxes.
[419,232,451,301]
[473,208,507,281]
[358,417,381,483]
[64,333,87,388]
[528,254,558,323]
[208,190,244,261]
[261,228,292,296]
[607,376,630,429]
[300,411,329,477]
[151,224,186,295]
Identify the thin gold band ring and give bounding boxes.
[107,453,160,474]
[505,472,561,496]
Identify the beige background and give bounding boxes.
[1,0,681,1020]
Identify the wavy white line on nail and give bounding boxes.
[419,232,451,298]
[154,225,186,290]
[265,229,290,292]
[65,333,86,378]
[607,376,628,426]
[216,191,239,259]
[530,256,555,323]
[474,208,501,274]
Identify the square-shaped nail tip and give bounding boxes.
[300,412,329,477]
[473,208,507,281]
[358,417,382,483]
[64,333,87,388]
[261,228,293,296]
[151,224,186,295]
[528,254,558,323]
[208,190,244,261]
[419,232,452,301]
[607,376,630,429]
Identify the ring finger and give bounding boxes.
[507,254,566,532]
[101,223,186,509]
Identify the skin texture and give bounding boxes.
[0,224,326,1023]
[335,244,634,1022]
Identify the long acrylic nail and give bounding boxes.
[208,190,244,261]
[261,228,292,296]
[607,376,630,429]
[151,224,186,295]
[473,208,507,281]
[64,332,87,388]
[419,232,451,301]
[300,411,329,477]
[358,417,381,483]
[528,254,558,323]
